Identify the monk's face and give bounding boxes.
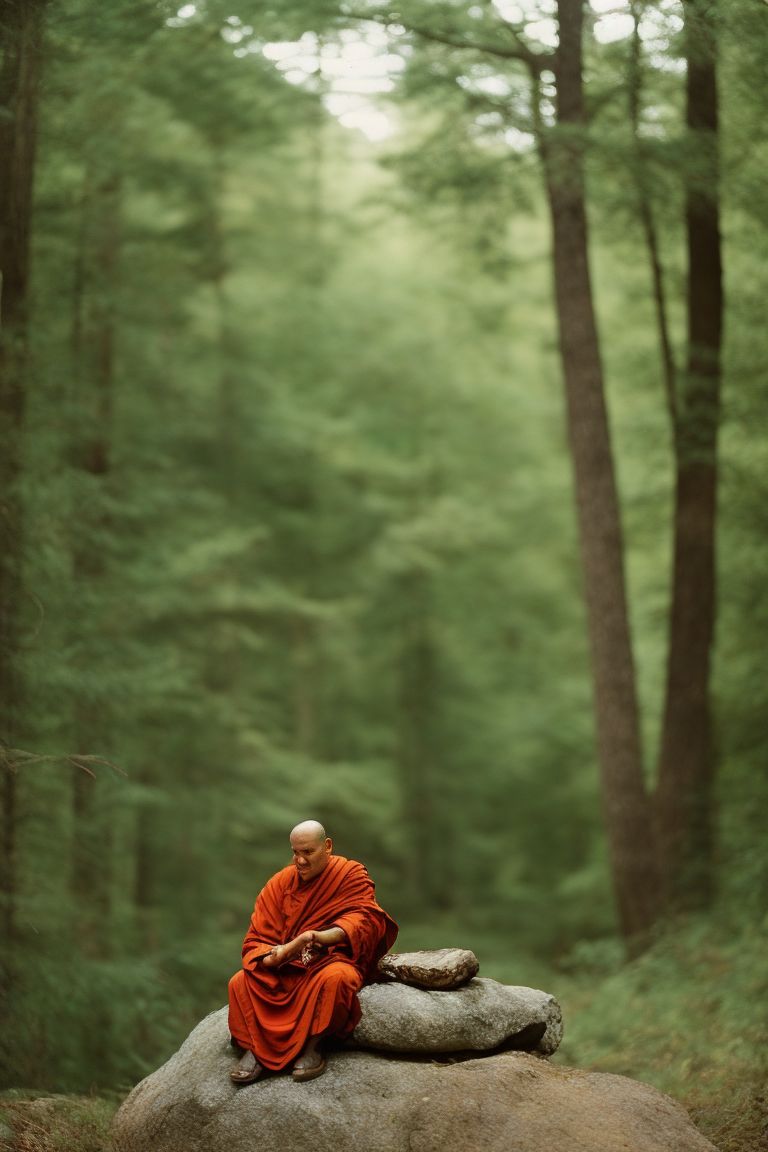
[290,831,332,883]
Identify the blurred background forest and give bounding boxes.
[1,0,766,1147]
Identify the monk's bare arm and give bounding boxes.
[308,927,346,948]
[261,927,347,967]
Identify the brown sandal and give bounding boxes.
[230,1050,263,1085]
[291,1054,327,1083]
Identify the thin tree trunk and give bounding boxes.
[69,169,121,1083]
[204,153,239,466]
[291,615,318,756]
[133,753,157,1061]
[133,759,158,951]
[656,0,722,909]
[0,0,46,1011]
[540,0,660,948]
[627,4,678,426]
[70,165,119,882]
[396,574,438,909]
[0,758,17,1004]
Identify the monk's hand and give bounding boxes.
[299,931,323,966]
[261,944,289,967]
[262,935,313,967]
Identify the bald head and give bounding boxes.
[290,820,332,883]
[290,819,327,843]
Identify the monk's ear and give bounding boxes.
[325,838,333,854]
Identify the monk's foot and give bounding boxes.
[230,1049,263,1085]
[291,1047,327,1083]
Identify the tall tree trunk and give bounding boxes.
[540,0,660,947]
[290,616,318,756]
[627,4,678,426]
[396,573,438,909]
[0,0,45,1019]
[204,152,240,470]
[69,163,119,832]
[394,569,455,912]
[134,751,159,952]
[656,0,722,909]
[69,169,121,1083]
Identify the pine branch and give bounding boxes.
[340,6,552,71]
[0,745,127,778]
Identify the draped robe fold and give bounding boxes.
[227,854,398,1071]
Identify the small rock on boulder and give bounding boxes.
[354,976,563,1056]
[378,948,479,990]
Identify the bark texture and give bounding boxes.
[397,572,450,912]
[542,0,660,945]
[628,4,678,426]
[656,0,722,909]
[68,168,122,1083]
[0,0,45,971]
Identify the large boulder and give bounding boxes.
[355,977,562,1056]
[112,1009,718,1152]
[378,948,479,990]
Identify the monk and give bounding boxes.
[228,819,398,1084]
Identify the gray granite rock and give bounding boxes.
[112,1008,718,1152]
[355,976,563,1056]
[378,948,479,990]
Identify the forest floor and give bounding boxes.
[1,919,765,1151]
[0,1093,117,1152]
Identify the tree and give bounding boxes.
[543,0,660,942]
[0,0,47,1017]
[656,0,723,910]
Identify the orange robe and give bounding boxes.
[227,854,398,1071]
